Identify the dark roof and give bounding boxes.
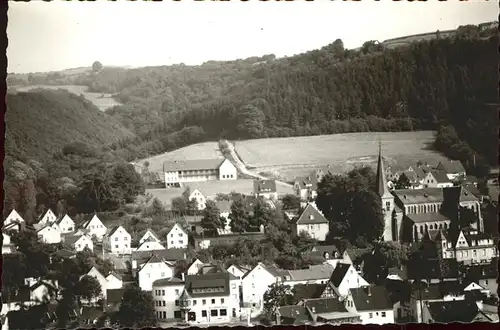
[344,247,372,264]
[107,225,124,237]
[394,186,478,205]
[303,297,348,314]
[466,261,498,280]
[153,277,185,287]
[131,248,186,262]
[430,170,451,183]
[263,264,290,278]
[185,272,232,298]
[253,179,277,194]
[277,305,312,325]
[461,183,481,197]
[50,248,76,258]
[295,204,328,225]
[138,254,172,272]
[406,212,451,224]
[55,214,74,225]
[63,234,86,247]
[349,286,393,311]
[426,299,480,323]
[437,160,466,174]
[163,159,225,172]
[288,264,334,281]
[410,281,464,301]
[295,173,319,191]
[106,289,125,303]
[292,284,326,301]
[329,263,351,287]
[140,229,161,242]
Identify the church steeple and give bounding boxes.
[376,140,392,199]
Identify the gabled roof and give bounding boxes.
[152,277,185,287]
[263,264,290,278]
[81,214,101,228]
[185,272,233,297]
[406,212,451,224]
[437,160,466,174]
[56,214,74,225]
[349,286,393,311]
[107,225,124,237]
[426,299,480,323]
[310,245,340,259]
[294,203,328,225]
[376,145,393,199]
[329,263,351,287]
[295,173,319,191]
[63,234,86,247]
[107,271,123,280]
[138,254,173,272]
[163,159,226,172]
[430,170,451,184]
[303,297,348,314]
[288,264,334,281]
[277,305,312,324]
[253,179,277,194]
[131,248,186,262]
[292,284,326,301]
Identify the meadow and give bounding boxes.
[233,131,450,181]
[138,141,223,173]
[14,85,121,112]
[146,179,294,207]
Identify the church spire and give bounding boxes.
[376,140,392,198]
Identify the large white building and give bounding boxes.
[104,225,132,255]
[163,158,237,187]
[166,224,189,250]
[292,203,329,241]
[137,254,175,291]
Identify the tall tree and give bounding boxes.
[111,284,157,328]
[201,200,223,234]
[229,198,250,233]
[77,275,103,305]
[262,283,294,319]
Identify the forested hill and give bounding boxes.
[5,90,135,163]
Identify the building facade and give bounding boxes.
[293,203,329,241]
[104,226,132,255]
[163,159,237,187]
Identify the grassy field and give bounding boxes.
[147,179,294,207]
[137,141,223,173]
[233,131,449,181]
[14,85,121,112]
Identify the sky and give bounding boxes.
[7,0,498,74]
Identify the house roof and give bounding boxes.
[292,284,326,301]
[140,229,161,243]
[81,214,98,228]
[55,214,74,225]
[393,186,478,205]
[303,297,348,314]
[131,248,185,263]
[349,286,393,311]
[295,173,319,191]
[107,271,123,280]
[344,247,372,265]
[329,263,351,287]
[430,170,451,183]
[406,212,451,224]
[185,272,233,297]
[107,225,124,237]
[63,234,85,247]
[106,289,125,303]
[162,159,225,172]
[152,277,185,287]
[465,261,498,280]
[310,245,340,259]
[437,160,466,174]
[426,299,480,323]
[295,204,328,225]
[277,305,312,324]
[138,254,172,272]
[288,264,334,281]
[253,179,277,194]
[263,264,290,278]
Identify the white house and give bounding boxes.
[226,264,248,281]
[55,214,75,234]
[3,209,25,231]
[105,272,123,290]
[139,229,162,245]
[137,254,174,291]
[166,223,188,250]
[36,224,61,245]
[163,158,237,187]
[187,258,207,276]
[152,277,186,320]
[37,209,57,227]
[2,232,13,254]
[423,170,454,188]
[104,225,132,255]
[82,266,108,300]
[136,239,165,252]
[292,203,329,241]
[436,160,466,181]
[30,279,59,304]
[253,180,278,200]
[63,234,93,252]
[189,189,207,211]
[323,263,369,299]
[344,286,395,325]
[81,214,107,241]
[241,263,289,315]
[177,272,241,324]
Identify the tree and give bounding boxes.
[281,194,301,210]
[171,196,187,214]
[236,104,266,139]
[92,61,103,72]
[2,253,27,304]
[77,275,103,304]
[395,174,411,189]
[201,200,223,234]
[229,198,250,233]
[251,199,273,228]
[112,284,157,328]
[109,163,145,203]
[262,283,293,319]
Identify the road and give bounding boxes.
[223,140,293,189]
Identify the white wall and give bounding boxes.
[297,223,329,241]
[74,235,94,252]
[241,264,276,314]
[153,284,184,320]
[106,275,123,290]
[106,227,132,255]
[138,262,174,291]
[166,224,188,249]
[85,216,107,241]
[219,159,237,181]
[136,241,165,252]
[38,227,61,245]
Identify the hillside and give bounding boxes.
[5,89,135,162]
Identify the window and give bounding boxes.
[124,237,128,241]
[175,300,179,306]
[231,284,237,289]
[161,272,165,277]
[155,301,158,307]
[211,310,218,317]
[179,240,183,244]
[162,301,166,307]
[175,289,179,295]
[171,234,174,237]
[115,237,118,241]
[202,310,207,317]
[77,244,81,249]
[385,201,390,211]
[369,313,373,318]
[221,298,225,304]
[171,241,174,245]
[482,250,486,256]
[193,300,197,306]
[179,233,183,237]
[162,290,165,295]
[125,244,128,248]
[211,299,216,304]
[220,309,227,316]
[115,245,118,249]
[202,299,206,305]
[162,311,166,319]
[485,280,488,285]
[381,312,386,317]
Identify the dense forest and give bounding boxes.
[6,24,498,173]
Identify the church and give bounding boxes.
[375,145,483,243]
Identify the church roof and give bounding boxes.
[376,143,392,199]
